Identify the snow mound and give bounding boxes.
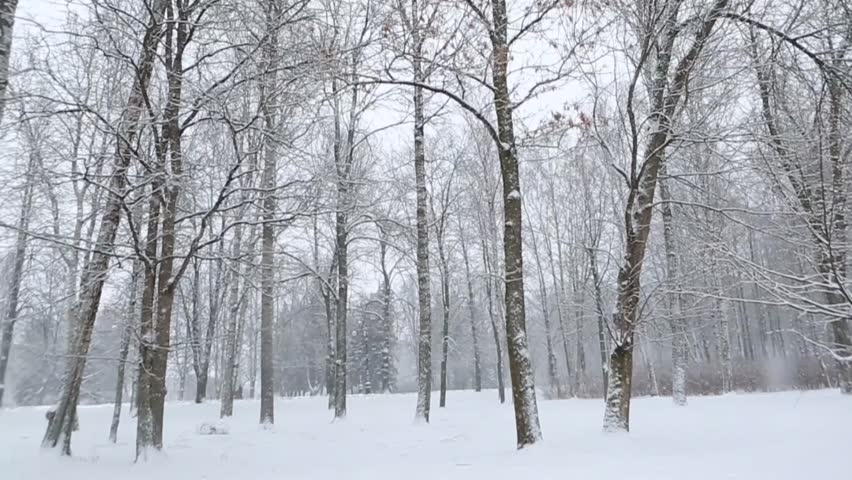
[196,421,230,435]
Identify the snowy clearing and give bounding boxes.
[1,390,848,480]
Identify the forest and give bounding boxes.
[0,0,849,468]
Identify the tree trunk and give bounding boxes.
[586,246,609,397]
[0,0,19,123]
[527,211,561,399]
[437,223,451,408]
[490,0,541,448]
[333,173,349,418]
[412,0,433,422]
[659,162,687,405]
[194,306,218,403]
[459,225,482,392]
[110,262,140,442]
[331,55,359,417]
[641,344,660,396]
[324,273,336,407]
[379,234,394,393]
[258,0,280,426]
[480,234,505,403]
[135,179,161,459]
[825,75,851,393]
[717,297,733,394]
[193,255,222,404]
[603,344,632,431]
[221,223,245,418]
[572,280,587,396]
[259,151,276,426]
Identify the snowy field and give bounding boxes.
[0,390,848,480]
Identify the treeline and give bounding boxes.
[0,0,849,458]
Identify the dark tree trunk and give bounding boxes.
[258,0,280,426]
[489,0,541,448]
[135,177,162,459]
[604,344,633,431]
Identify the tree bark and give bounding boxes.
[135,177,162,459]
[412,0,433,422]
[333,160,349,419]
[0,0,19,123]
[489,0,541,448]
[332,50,360,417]
[258,0,280,426]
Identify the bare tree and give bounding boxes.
[42,0,169,455]
[602,0,730,433]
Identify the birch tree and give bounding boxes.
[0,0,18,123]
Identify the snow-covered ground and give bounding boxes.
[1,390,848,479]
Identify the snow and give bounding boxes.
[1,390,849,479]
